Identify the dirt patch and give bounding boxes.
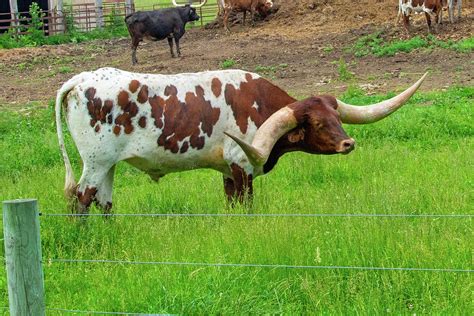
[0,1,472,107]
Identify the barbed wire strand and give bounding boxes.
[40,213,474,218]
[46,307,171,315]
[49,258,473,273]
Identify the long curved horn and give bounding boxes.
[336,72,428,124]
[191,0,207,8]
[172,0,208,8]
[172,0,184,6]
[225,107,298,167]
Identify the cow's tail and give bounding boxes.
[55,76,81,200]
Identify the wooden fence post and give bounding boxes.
[3,199,45,316]
[125,0,133,16]
[8,0,19,33]
[96,0,104,29]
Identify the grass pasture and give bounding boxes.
[0,86,472,314]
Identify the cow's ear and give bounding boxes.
[288,128,305,143]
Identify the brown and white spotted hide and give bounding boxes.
[59,68,295,211]
[400,0,443,32]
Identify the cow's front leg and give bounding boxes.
[403,14,411,34]
[223,8,232,32]
[425,12,434,33]
[223,163,253,204]
[167,36,176,58]
[250,7,256,27]
[174,37,181,57]
[131,38,140,65]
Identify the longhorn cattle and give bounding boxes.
[125,1,206,65]
[399,0,443,33]
[56,68,426,213]
[221,0,274,32]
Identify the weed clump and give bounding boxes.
[353,32,474,57]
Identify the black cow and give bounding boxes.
[125,5,199,65]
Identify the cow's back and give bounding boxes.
[63,68,294,175]
[126,9,181,40]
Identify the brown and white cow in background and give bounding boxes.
[221,0,273,32]
[399,0,443,32]
[56,68,426,213]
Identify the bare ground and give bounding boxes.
[0,0,473,107]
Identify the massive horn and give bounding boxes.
[225,107,298,167]
[226,73,428,167]
[336,72,428,124]
[172,0,208,8]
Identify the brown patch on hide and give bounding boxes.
[156,84,221,154]
[138,116,147,128]
[85,87,113,132]
[114,90,139,135]
[224,74,296,134]
[129,80,140,93]
[149,95,165,129]
[137,85,149,103]
[211,78,222,98]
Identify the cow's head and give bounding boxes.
[186,6,200,22]
[172,0,206,22]
[225,73,427,167]
[257,0,274,15]
[286,96,355,155]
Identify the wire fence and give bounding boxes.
[39,210,472,313]
[48,258,474,273]
[46,307,171,315]
[40,212,474,218]
[2,203,473,314]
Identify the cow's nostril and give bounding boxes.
[339,139,355,153]
[343,140,354,148]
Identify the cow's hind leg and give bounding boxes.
[167,36,176,58]
[75,164,114,215]
[95,165,116,215]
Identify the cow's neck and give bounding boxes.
[263,128,303,174]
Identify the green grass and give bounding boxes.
[337,58,354,81]
[219,58,237,69]
[0,87,473,314]
[353,32,474,57]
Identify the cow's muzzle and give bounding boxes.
[337,138,355,154]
